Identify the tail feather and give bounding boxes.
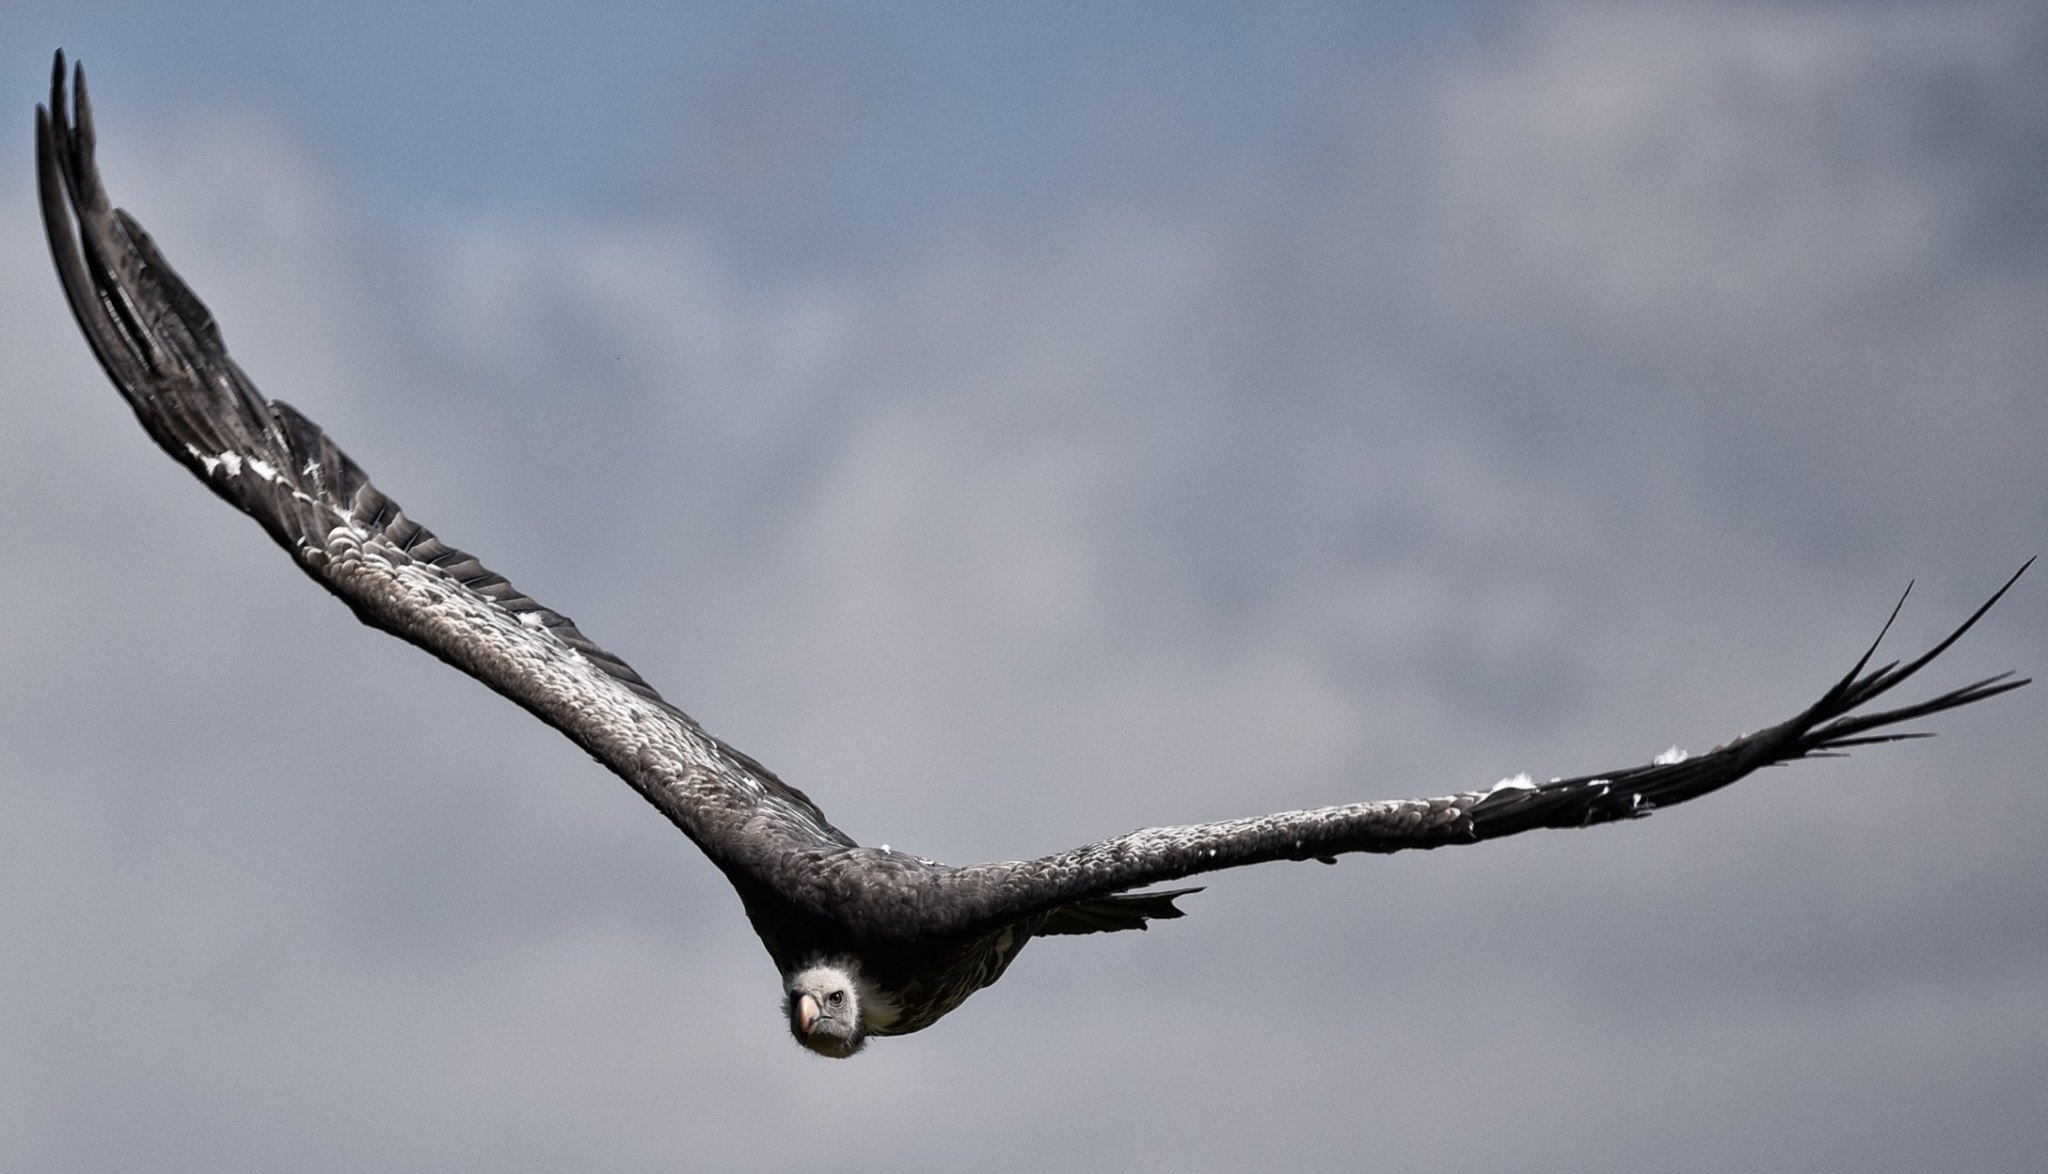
[1039,887,1201,935]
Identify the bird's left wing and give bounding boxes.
[908,565,2029,938]
[36,52,852,867]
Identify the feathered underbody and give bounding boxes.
[36,52,2031,1059]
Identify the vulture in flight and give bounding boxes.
[36,53,2030,1059]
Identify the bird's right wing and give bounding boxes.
[36,52,852,868]
[908,564,2030,939]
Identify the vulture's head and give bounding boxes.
[786,963,867,1058]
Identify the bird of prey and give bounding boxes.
[36,52,2030,1059]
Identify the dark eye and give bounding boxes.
[827,990,845,1006]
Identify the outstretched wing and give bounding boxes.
[35,52,852,869]
[915,566,2029,938]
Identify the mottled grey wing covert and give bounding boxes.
[35,51,854,873]
[911,565,2030,938]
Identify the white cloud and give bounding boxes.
[1426,4,2031,335]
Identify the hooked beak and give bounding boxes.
[795,992,821,1034]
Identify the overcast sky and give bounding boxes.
[2,3,2044,1171]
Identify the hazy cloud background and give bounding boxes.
[2,3,2043,1171]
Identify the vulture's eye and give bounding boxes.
[828,990,845,1006]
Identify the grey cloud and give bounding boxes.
[2,5,2043,1172]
